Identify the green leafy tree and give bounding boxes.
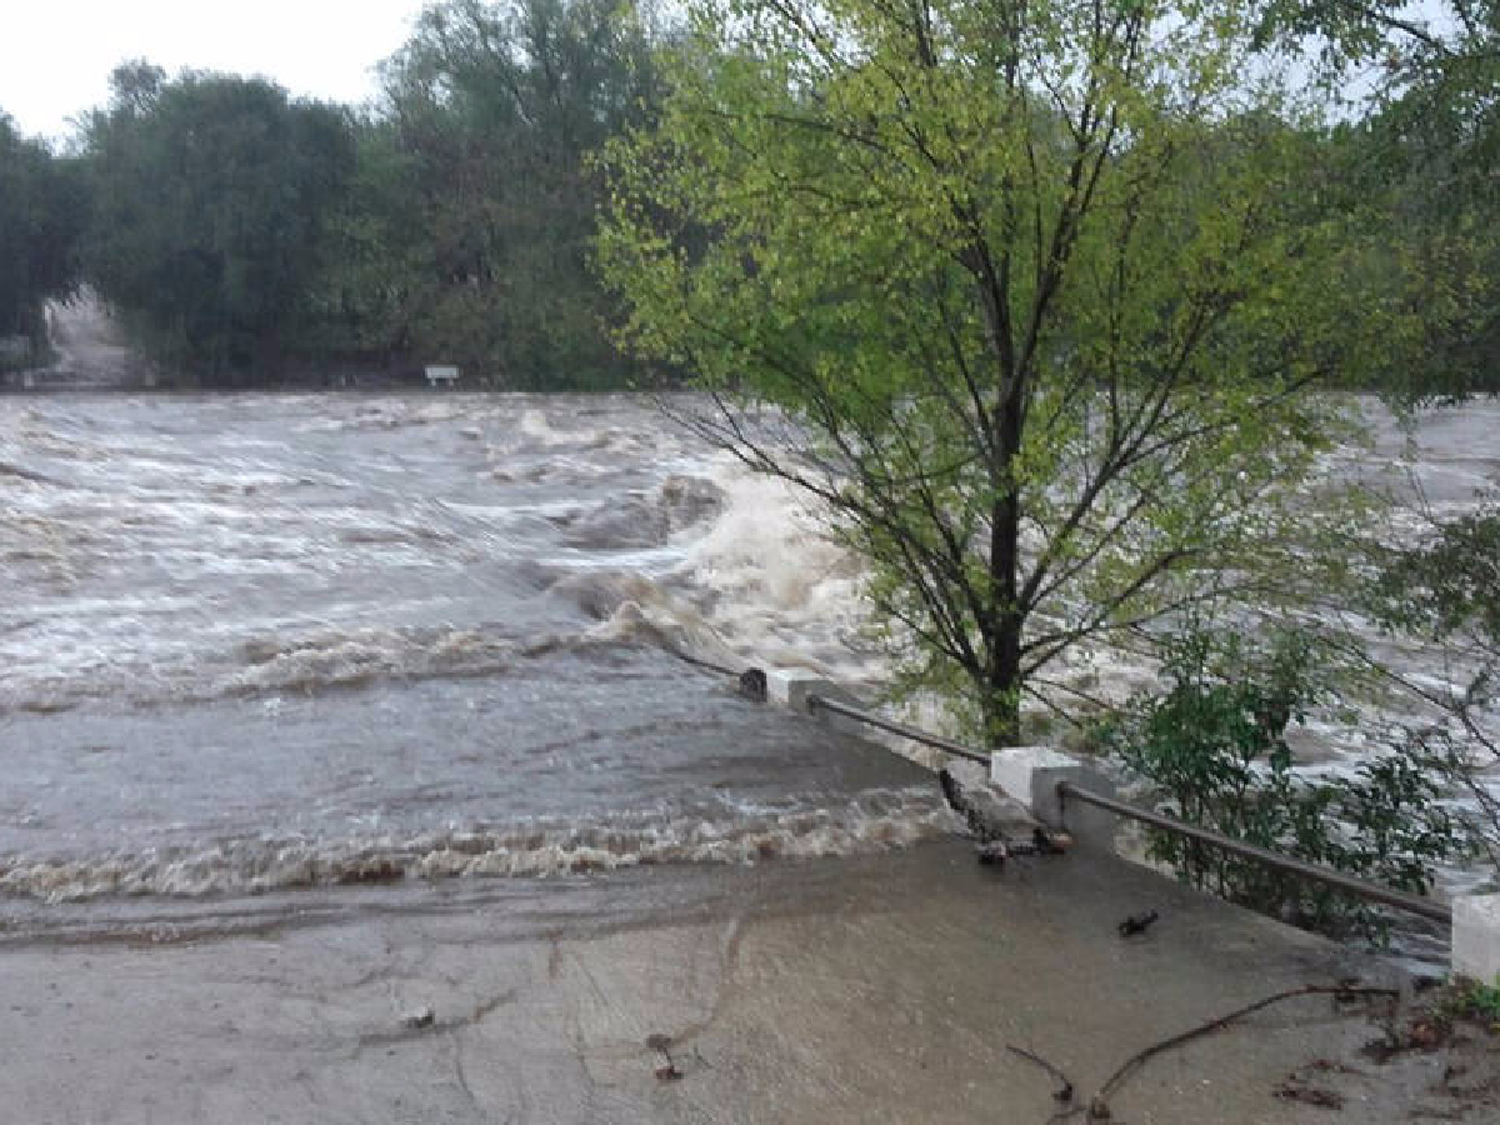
[599,0,1362,743]
[80,65,356,384]
[1252,0,1499,84]
[303,115,423,367]
[1253,0,1500,398]
[1303,77,1500,399]
[348,0,662,387]
[0,112,84,346]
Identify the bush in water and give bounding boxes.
[1096,628,1475,942]
[1369,503,1500,874]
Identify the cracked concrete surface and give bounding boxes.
[2,841,1496,1124]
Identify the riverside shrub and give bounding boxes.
[1098,630,1473,941]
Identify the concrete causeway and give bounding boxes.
[3,839,1495,1124]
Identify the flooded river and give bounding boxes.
[0,393,946,933]
[0,390,1496,935]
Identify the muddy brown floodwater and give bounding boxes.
[0,376,1497,936]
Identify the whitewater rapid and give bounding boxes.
[0,394,943,923]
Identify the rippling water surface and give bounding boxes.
[1,390,1497,932]
[0,393,946,927]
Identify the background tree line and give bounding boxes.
[0,113,84,360]
[1,0,1494,393]
[2,0,660,387]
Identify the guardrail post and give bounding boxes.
[990,747,1118,851]
[1453,894,1500,984]
[766,670,844,714]
[764,671,874,739]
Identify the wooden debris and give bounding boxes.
[647,1031,684,1081]
[1274,1080,1345,1109]
[401,1006,436,1030]
[939,763,1060,864]
[1117,910,1160,938]
[737,668,768,703]
[1005,1044,1074,1105]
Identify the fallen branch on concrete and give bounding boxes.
[1007,1043,1075,1106]
[940,764,1064,864]
[1065,984,1398,1122]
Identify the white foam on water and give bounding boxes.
[228,626,518,696]
[673,455,879,678]
[0,787,956,903]
[550,570,748,672]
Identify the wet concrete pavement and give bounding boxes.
[4,840,1494,1125]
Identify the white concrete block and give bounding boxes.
[765,668,810,708]
[990,746,1118,847]
[764,669,824,712]
[763,670,859,716]
[1453,893,1500,985]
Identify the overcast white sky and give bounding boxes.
[0,1,429,141]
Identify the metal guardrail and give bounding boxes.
[1056,781,1454,925]
[805,693,988,764]
[800,689,1453,927]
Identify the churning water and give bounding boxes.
[0,389,1496,934]
[0,393,947,931]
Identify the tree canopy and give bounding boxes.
[79,65,356,384]
[0,113,84,342]
[599,0,1367,742]
[318,0,663,388]
[8,0,1493,410]
[1270,0,1500,398]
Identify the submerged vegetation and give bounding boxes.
[1096,628,1475,939]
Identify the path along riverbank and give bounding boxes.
[4,839,1497,1124]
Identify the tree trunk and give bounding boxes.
[986,389,1026,749]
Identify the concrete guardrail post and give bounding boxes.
[990,747,1119,852]
[764,670,876,740]
[1453,895,1500,985]
[765,669,834,713]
